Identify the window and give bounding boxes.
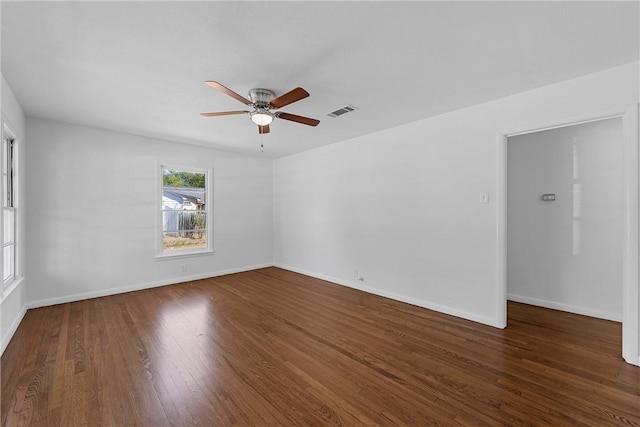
[159,166,212,256]
[2,134,16,287]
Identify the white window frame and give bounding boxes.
[1,125,18,294]
[156,164,214,259]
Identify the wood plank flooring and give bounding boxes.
[2,267,639,426]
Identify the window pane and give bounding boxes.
[3,244,14,282]
[2,137,7,174]
[163,212,207,251]
[3,209,14,245]
[2,173,6,209]
[3,138,13,208]
[161,167,208,254]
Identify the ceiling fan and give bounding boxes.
[201,81,320,134]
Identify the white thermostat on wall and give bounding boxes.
[541,194,556,201]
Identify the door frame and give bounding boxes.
[496,104,639,366]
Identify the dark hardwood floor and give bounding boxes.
[2,267,639,426]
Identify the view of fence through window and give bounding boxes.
[162,168,207,253]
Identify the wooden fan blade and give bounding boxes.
[200,110,249,117]
[205,81,252,106]
[270,87,309,109]
[258,124,270,134]
[276,112,320,127]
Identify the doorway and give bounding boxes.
[497,105,639,366]
[507,118,623,321]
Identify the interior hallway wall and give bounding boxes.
[507,118,623,321]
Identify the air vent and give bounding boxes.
[327,104,357,118]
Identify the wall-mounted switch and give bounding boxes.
[541,194,556,201]
[479,192,490,204]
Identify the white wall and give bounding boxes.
[273,62,639,328]
[26,118,273,305]
[1,75,28,354]
[507,118,623,321]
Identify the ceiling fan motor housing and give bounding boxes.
[248,88,276,108]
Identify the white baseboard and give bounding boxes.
[27,263,274,309]
[274,263,502,328]
[507,293,622,322]
[1,304,27,356]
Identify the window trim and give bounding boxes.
[156,164,214,260]
[1,124,19,295]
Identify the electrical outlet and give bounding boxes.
[180,264,187,273]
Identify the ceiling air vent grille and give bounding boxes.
[327,105,357,118]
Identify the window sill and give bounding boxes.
[1,276,25,303]
[155,249,215,261]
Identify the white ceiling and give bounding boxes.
[2,1,638,158]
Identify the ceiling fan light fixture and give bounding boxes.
[250,110,273,126]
